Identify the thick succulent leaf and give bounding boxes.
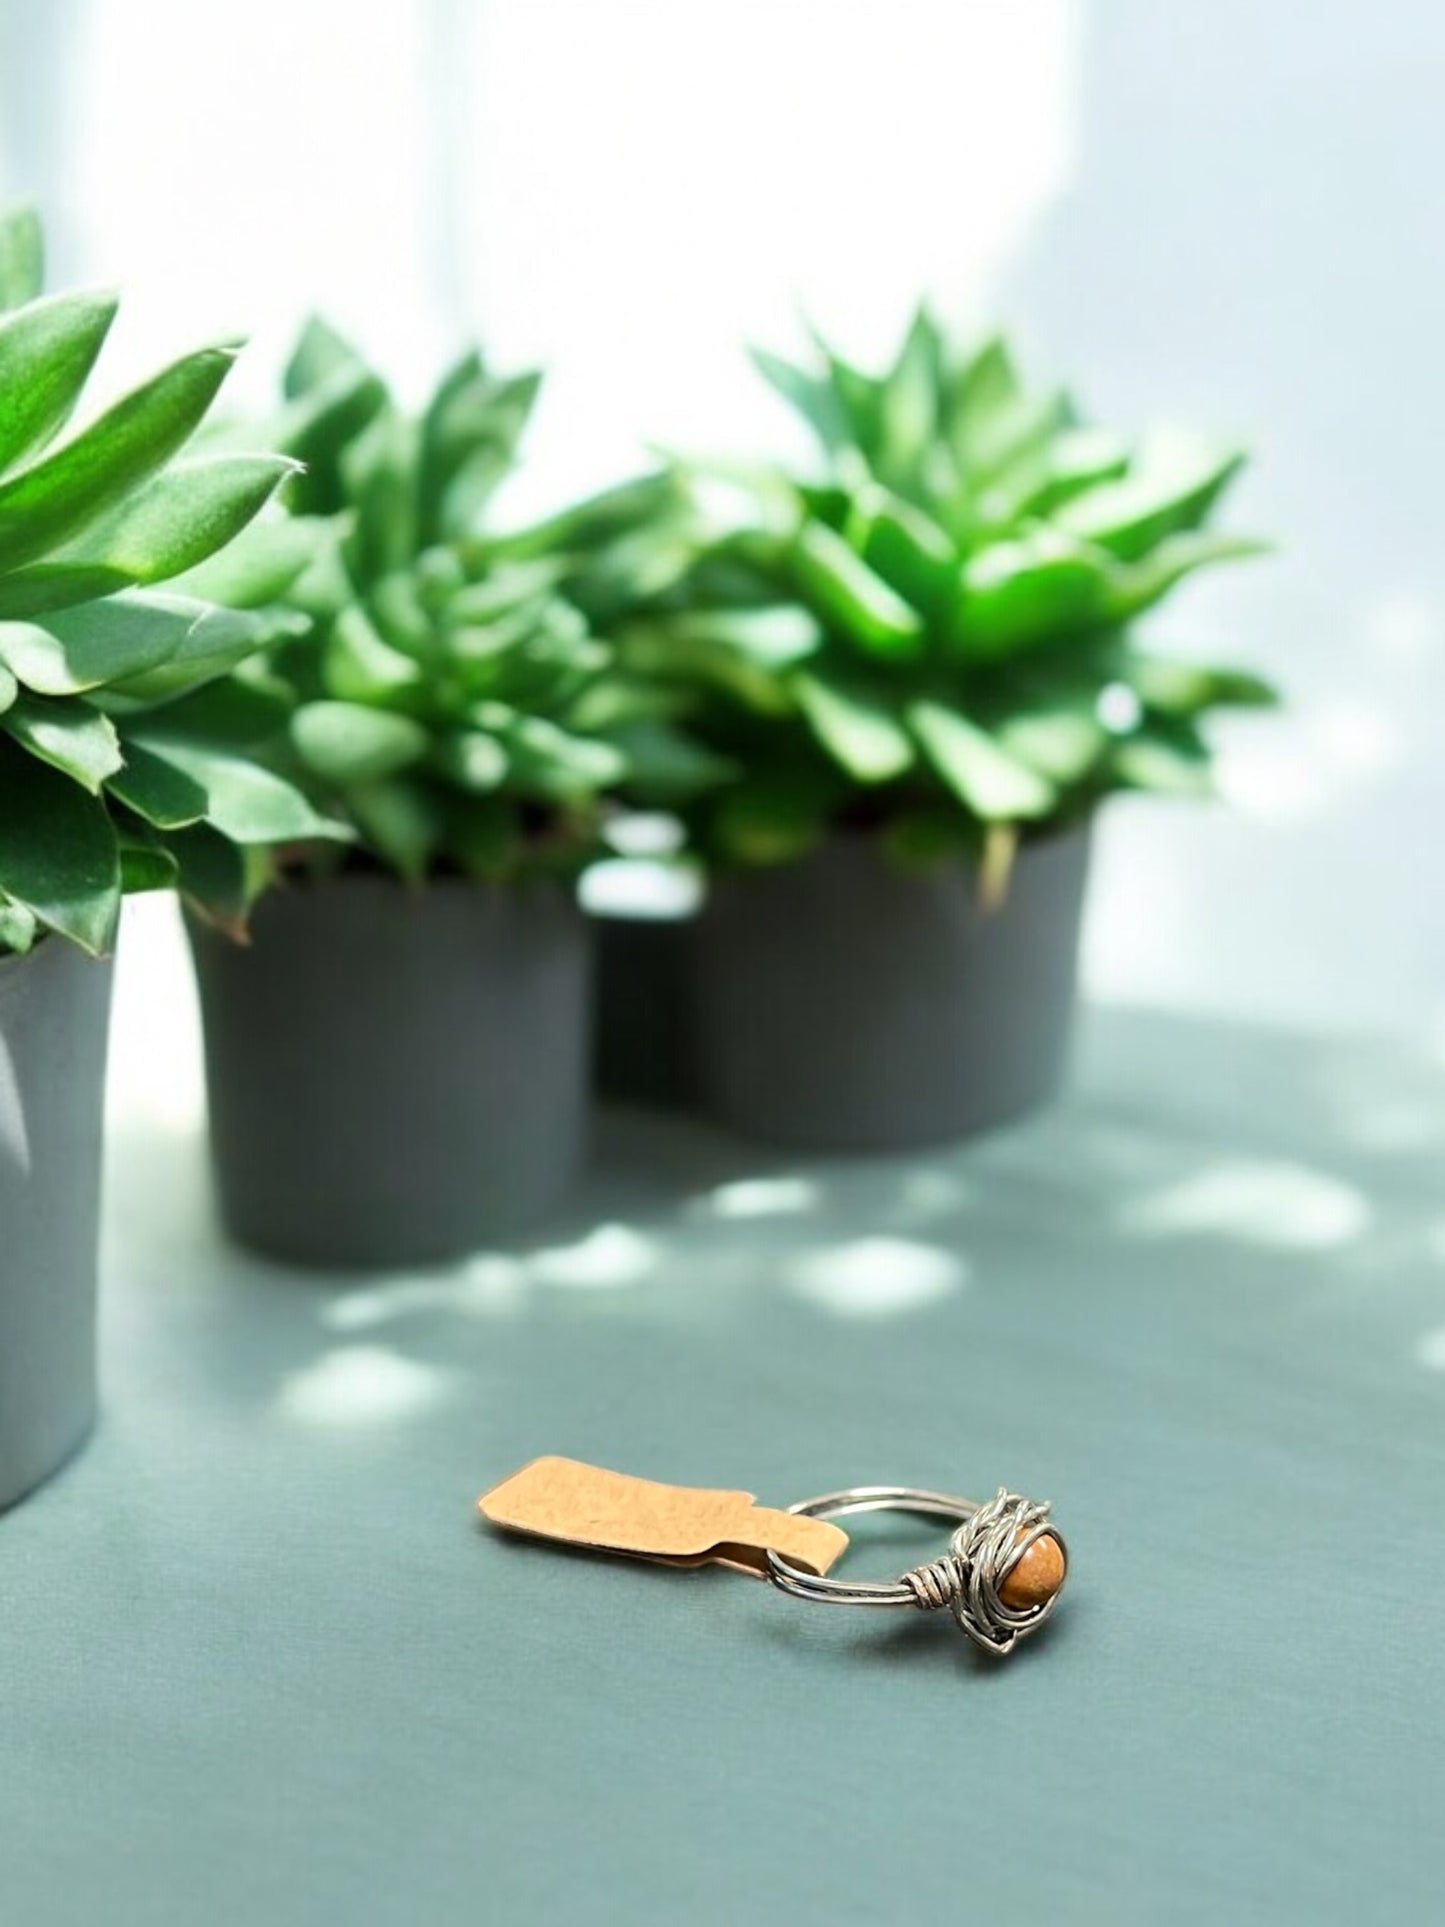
[0,210,43,311]
[0,661,14,712]
[275,358,388,515]
[106,737,210,828]
[103,601,308,704]
[3,693,123,791]
[792,668,914,783]
[601,716,735,803]
[323,602,423,704]
[444,794,518,880]
[167,512,334,609]
[1129,655,1278,715]
[1011,427,1131,519]
[167,821,251,937]
[123,736,350,845]
[342,409,419,583]
[480,471,683,564]
[618,619,796,716]
[959,527,1113,657]
[0,897,37,952]
[792,519,923,655]
[909,700,1056,820]
[855,486,955,617]
[290,700,428,785]
[0,562,132,617]
[420,361,541,542]
[0,342,242,574]
[284,314,368,400]
[996,706,1108,785]
[710,764,839,866]
[749,346,849,455]
[52,453,298,585]
[0,595,193,692]
[665,605,821,668]
[875,306,944,488]
[116,821,180,893]
[0,739,121,952]
[807,329,883,456]
[0,290,118,475]
[1054,431,1245,561]
[432,729,509,792]
[1105,530,1268,622]
[348,777,443,880]
[500,715,625,799]
[1113,716,1214,794]
[117,670,291,752]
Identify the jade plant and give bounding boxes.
[616,308,1276,877]
[0,209,345,957]
[191,318,716,885]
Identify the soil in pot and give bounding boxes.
[187,875,591,1268]
[0,937,114,1511]
[690,827,1091,1152]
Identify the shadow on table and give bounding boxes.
[99,1003,1445,1428]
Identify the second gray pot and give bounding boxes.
[691,828,1091,1151]
[0,937,113,1512]
[188,876,590,1268]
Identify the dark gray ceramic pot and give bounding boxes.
[592,911,697,1110]
[188,876,590,1268]
[0,937,114,1512]
[691,827,1091,1151]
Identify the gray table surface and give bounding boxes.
[3,1007,1443,1926]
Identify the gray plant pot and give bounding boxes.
[0,938,114,1512]
[691,827,1091,1151]
[187,876,591,1268]
[592,911,698,1110]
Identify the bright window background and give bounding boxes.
[1,0,1441,1137]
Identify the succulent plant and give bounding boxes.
[194,318,716,886]
[0,209,344,957]
[616,307,1276,874]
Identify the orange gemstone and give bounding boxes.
[997,1532,1066,1610]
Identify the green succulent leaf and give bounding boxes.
[289,700,429,785]
[1114,716,1215,794]
[960,527,1113,658]
[996,706,1108,785]
[324,601,423,704]
[0,209,43,312]
[432,728,508,792]
[116,821,180,893]
[347,777,443,881]
[0,896,37,952]
[51,453,299,585]
[0,342,243,574]
[749,346,849,455]
[1054,430,1244,561]
[792,668,914,783]
[710,764,839,867]
[0,738,121,953]
[167,821,252,938]
[792,519,923,656]
[3,693,123,792]
[106,737,210,829]
[0,290,119,475]
[165,512,332,609]
[909,700,1056,821]
[0,661,14,713]
[123,736,350,846]
[1129,656,1278,716]
[1105,530,1269,623]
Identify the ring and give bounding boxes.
[766,1485,1067,1656]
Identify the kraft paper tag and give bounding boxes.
[479,1456,849,1579]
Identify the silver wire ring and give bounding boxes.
[767,1484,1067,1655]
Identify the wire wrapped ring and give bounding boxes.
[766,1485,1067,1656]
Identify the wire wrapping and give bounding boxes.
[902,1488,1065,1653]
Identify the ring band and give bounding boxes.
[767,1484,1067,1656]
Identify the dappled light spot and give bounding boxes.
[1119,1159,1371,1251]
[1416,1328,1445,1372]
[579,854,701,919]
[321,1255,528,1331]
[528,1222,659,1289]
[696,1175,819,1220]
[785,1237,966,1318]
[277,1345,447,1424]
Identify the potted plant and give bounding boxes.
[184,320,708,1267]
[614,309,1276,1149]
[0,209,339,1509]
